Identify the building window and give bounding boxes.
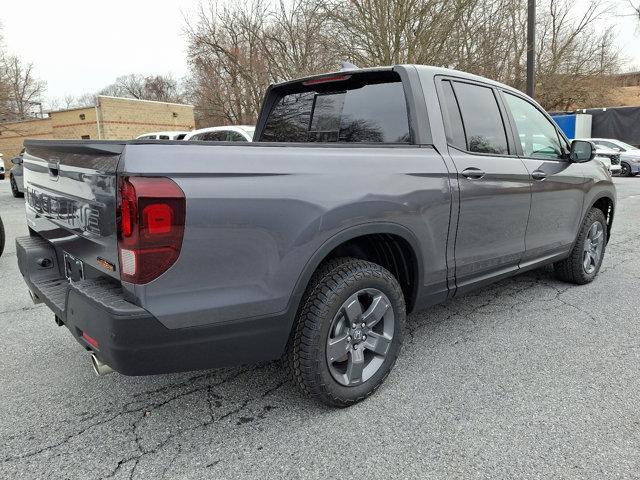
[81,135,90,139]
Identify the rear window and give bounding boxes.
[260,73,410,143]
[451,81,508,155]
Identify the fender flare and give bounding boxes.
[586,192,615,211]
[584,192,615,242]
[282,222,424,330]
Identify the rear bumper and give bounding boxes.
[16,235,292,375]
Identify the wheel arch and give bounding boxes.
[587,194,615,242]
[288,223,424,321]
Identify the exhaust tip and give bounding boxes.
[29,290,43,305]
[90,354,114,376]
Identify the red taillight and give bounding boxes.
[143,203,173,235]
[120,180,135,238]
[117,176,185,284]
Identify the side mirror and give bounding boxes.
[570,140,595,163]
[11,156,23,165]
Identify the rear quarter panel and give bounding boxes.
[120,143,452,329]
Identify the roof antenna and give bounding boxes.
[339,61,359,71]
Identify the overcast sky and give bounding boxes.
[1,0,639,102]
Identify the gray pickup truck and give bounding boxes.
[17,65,615,406]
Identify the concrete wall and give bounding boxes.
[97,96,195,139]
[0,118,53,172]
[51,106,99,140]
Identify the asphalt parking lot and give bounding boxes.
[1,177,639,480]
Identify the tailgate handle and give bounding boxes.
[48,161,60,179]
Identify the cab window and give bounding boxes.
[503,93,564,159]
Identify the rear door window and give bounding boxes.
[451,82,508,155]
[260,76,410,143]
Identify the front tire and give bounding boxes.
[287,257,406,407]
[621,162,632,177]
[554,208,607,284]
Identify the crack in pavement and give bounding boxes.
[2,366,265,465]
[117,376,290,480]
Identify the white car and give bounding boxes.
[0,153,4,180]
[592,146,621,175]
[136,131,189,140]
[576,138,640,177]
[184,125,255,142]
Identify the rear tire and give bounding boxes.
[287,257,405,407]
[10,175,23,198]
[554,208,607,285]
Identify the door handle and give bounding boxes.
[461,167,485,179]
[531,170,547,181]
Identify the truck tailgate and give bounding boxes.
[23,140,124,281]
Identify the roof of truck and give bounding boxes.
[277,64,520,97]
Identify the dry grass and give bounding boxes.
[609,86,640,107]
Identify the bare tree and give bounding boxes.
[76,93,98,107]
[324,0,471,66]
[629,0,640,21]
[1,55,46,119]
[46,94,80,111]
[185,0,276,125]
[533,0,620,110]
[184,0,338,126]
[99,74,183,103]
[0,27,16,124]
[184,0,621,118]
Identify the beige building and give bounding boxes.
[1,96,195,172]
